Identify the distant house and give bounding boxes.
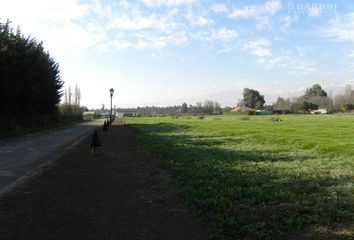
[83,111,95,120]
[311,109,327,114]
[116,112,124,118]
[231,107,255,113]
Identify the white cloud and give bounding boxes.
[345,50,354,66]
[256,16,271,29]
[213,28,239,41]
[139,0,198,7]
[308,7,321,17]
[318,12,354,42]
[118,0,129,8]
[229,0,281,20]
[135,31,187,49]
[288,60,317,74]
[0,0,88,23]
[282,15,297,28]
[110,13,158,30]
[211,4,228,14]
[229,5,260,19]
[243,39,272,57]
[187,14,213,26]
[255,49,317,75]
[192,28,238,42]
[264,0,281,15]
[347,50,354,59]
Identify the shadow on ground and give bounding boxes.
[129,123,354,240]
[0,125,210,240]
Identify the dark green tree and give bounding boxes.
[181,102,188,113]
[242,88,265,110]
[304,84,327,98]
[302,101,318,111]
[0,20,63,130]
[342,103,354,112]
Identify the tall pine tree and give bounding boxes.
[0,20,63,130]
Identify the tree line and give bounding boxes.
[114,83,353,117]
[0,20,63,131]
[59,85,87,122]
[272,84,354,114]
[234,84,353,114]
[112,100,223,116]
[0,21,89,132]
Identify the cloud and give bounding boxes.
[228,0,281,20]
[211,4,228,14]
[229,6,260,19]
[282,15,297,28]
[308,6,322,17]
[135,31,188,49]
[214,28,239,41]
[264,0,281,15]
[255,49,317,75]
[345,50,354,66]
[317,12,354,42]
[243,42,317,75]
[192,28,238,42]
[243,39,271,57]
[118,0,129,8]
[347,50,354,59]
[256,16,271,29]
[139,0,198,7]
[187,14,213,26]
[110,13,159,30]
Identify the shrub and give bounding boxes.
[240,116,250,121]
[270,117,282,122]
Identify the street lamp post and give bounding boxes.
[109,88,114,123]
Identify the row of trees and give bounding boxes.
[108,83,352,117]
[0,20,63,130]
[273,84,354,113]
[234,84,354,114]
[113,100,223,116]
[181,100,222,114]
[63,84,81,106]
[59,85,87,122]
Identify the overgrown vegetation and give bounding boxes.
[59,85,87,122]
[125,115,354,239]
[0,20,63,131]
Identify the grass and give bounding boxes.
[124,114,354,239]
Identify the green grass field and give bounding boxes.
[124,115,354,239]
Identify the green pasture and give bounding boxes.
[125,115,354,239]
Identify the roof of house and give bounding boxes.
[231,107,255,112]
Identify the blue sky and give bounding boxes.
[1,0,353,108]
